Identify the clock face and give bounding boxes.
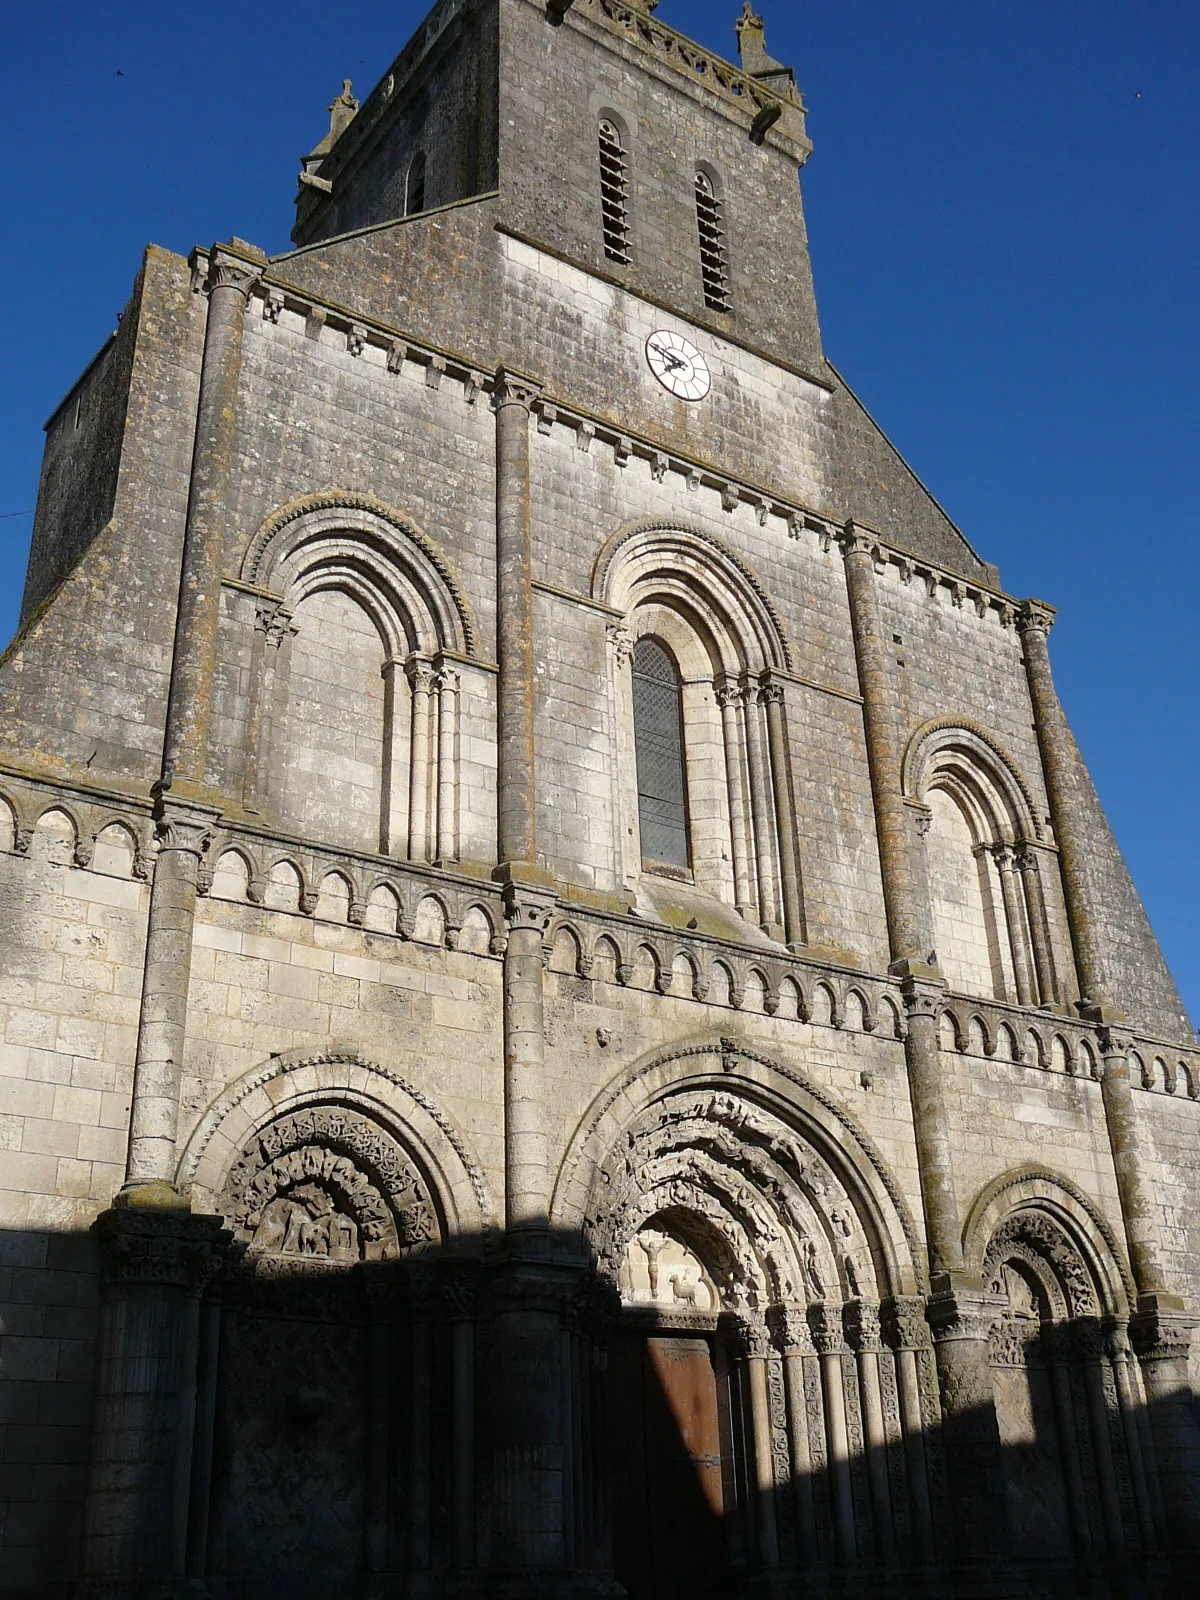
[646,331,711,402]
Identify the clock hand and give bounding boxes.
[660,351,688,373]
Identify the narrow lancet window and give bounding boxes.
[695,171,731,312]
[599,120,632,264]
[406,151,426,216]
[632,638,690,872]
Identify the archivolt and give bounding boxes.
[241,489,477,657]
[962,1166,1133,1318]
[553,1036,923,1304]
[592,518,792,674]
[176,1047,495,1241]
[902,718,1041,842]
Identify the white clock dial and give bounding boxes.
[646,330,711,402]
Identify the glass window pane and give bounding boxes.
[633,639,690,870]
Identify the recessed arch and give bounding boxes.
[594,519,790,674]
[242,491,475,657]
[552,1035,924,1300]
[177,1048,494,1240]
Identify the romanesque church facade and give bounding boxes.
[2,2,1198,1596]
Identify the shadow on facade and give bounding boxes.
[2,1220,1199,1600]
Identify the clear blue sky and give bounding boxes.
[2,1,1196,1025]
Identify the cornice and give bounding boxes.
[554,0,810,161]
[232,268,1029,605]
[497,223,834,393]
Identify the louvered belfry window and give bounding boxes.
[599,120,632,264]
[632,638,690,871]
[406,151,426,216]
[695,171,731,312]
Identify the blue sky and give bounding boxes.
[2,0,1196,1023]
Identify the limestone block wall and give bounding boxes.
[0,248,204,789]
[176,886,507,1206]
[0,809,153,1596]
[498,0,825,381]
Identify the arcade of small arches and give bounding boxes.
[3,782,1198,1101]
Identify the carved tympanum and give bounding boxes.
[222,1105,436,1267]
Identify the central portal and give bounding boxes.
[609,1334,730,1600]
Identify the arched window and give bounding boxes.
[632,638,689,872]
[695,170,730,312]
[599,120,631,265]
[908,726,1062,1008]
[406,151,426,216]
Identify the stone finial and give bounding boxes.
[328,79,360,143]
[736,4,782,74]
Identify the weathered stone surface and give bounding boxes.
[1,2,1197,1596]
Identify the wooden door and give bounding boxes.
[609,1334,728,1600]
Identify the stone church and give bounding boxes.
[2,0,1199,1595]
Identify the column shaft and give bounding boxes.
[407,656,435,863]
[741,680,781,936]
[125,814,215,1192]
[761,681,805,948]
[717,683,756,918]
[125,247,259,1206]
[79,1212,224,1591]
[747,1352,780,1567]
[994,847,1036,1006]
[1016,846,1059,1006]
[494,370,542,871]
[1101,1032,1167,1297]
[453,1316,477,1569]
[1015,606,1100,1001]
[437,666,460,864]
[162,252,260,790]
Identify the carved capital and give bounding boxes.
[502,883,556,934]
[442,1265,483,1319]
[93,1209,229,1293]
[406,654,437,694]
[1015,599,1056,639]
[156,805,219,860]
[807,1301,847,1356]
[607,621,636,665]
[1014,842,1042,877]
[254,597,295,647]
[1130,1303,1200,1366]
[844,1299,884,1352]
[492,366,543,412]
[206,249,263,300]
[757,680,786,708]
[715,678,743,711]
[898,975,944,1019]
[766,1302,812,1353]
[883,1294,932,1351]
[837,520,877,562]
[925,1288,995,1347]
[1098,1026,1136,1068]
[1071,1317,1106,1364]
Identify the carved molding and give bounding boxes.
[223,1105,436,1266]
